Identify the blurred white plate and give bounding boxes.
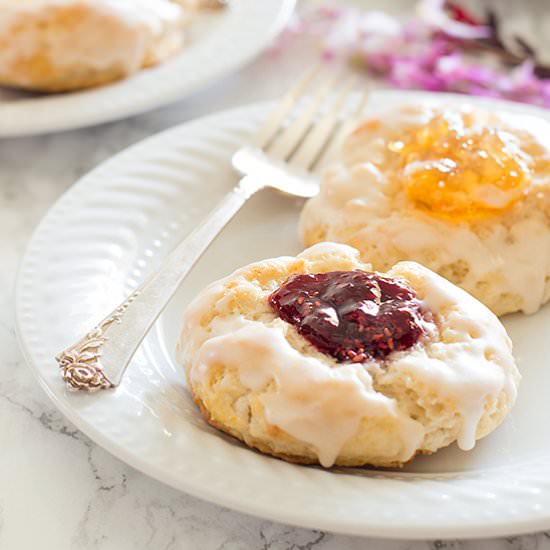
[0,0,294,137]
[15,93,550,539]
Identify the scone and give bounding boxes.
[300,105,550,316]
[177,242,519,468]
[0,0,195,92]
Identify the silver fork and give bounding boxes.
[56,69,369,392]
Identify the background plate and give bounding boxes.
[0,0,294,137]
[15,93,550,539]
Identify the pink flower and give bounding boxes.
[274,1,550,108]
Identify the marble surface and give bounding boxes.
[2,7,550,550]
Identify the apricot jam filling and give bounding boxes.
[389,112,532,220]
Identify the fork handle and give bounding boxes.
[56,175,265,391]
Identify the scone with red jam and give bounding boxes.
[177,243,519,468]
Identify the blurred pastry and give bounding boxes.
[0,0,195,92]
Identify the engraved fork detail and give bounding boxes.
[56,292,141,391]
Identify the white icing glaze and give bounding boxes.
[386,214,550,314]
[192,317,425,467]
[0,0,187,76]
[388,261,519,451]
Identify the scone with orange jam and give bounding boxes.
[0,0,195,92]
[177,243,519,468]
[300,106,550,316]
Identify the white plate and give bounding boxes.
[0,0,294,137]
[15,92,550,539]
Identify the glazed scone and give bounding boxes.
[177,242,520,468]
[300,106,550,316]
[0,0,195,92]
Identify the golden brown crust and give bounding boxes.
[190,381,412,469]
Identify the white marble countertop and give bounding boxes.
[2,5,550,550]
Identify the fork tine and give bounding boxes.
[313,87,370,175]
[253,65,321,149]
[266,70,340,161]
[289,74,357,171]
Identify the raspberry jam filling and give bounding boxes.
[269,270,430,362]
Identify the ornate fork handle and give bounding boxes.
[56,175,264,392]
